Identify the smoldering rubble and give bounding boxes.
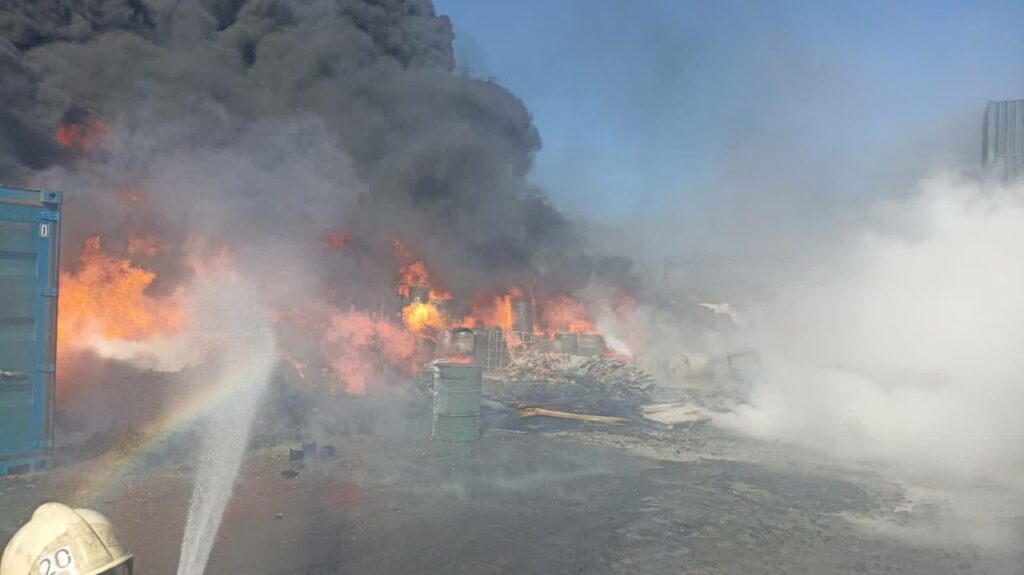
[501,351,656,413]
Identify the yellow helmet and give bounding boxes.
[1,503,133,575]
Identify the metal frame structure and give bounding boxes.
[0,185,62,475]
[983,100,1024,182]
[483,329,542,374]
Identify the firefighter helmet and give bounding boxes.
[1,502,133,575]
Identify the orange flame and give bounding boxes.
[56,118,110,151]
[397,261,431,298]
[401,301,448,335]
[541,295,595,334]
[392,237,451,301]
[58,237,183,352]
[461,287,523,332]
[321,309,417,394]
[392,239,455,338]
[429,288,452,301]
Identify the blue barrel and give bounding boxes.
[0,186,61,475]
[432,363,482,442]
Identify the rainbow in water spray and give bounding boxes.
[70,363,260,505]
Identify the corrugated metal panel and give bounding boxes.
[0,185,61,474]
[983,100,1024,181]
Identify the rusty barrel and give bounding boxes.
[432,363,482,442]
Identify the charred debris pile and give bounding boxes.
[501,352,656,413]
[379,269,734,436]
[408,288,676,430]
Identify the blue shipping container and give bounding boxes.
[0,185,61,475]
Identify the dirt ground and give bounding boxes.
[1,412,1021,574]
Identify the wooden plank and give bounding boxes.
[639,402,710,428]
[517,406,629,425]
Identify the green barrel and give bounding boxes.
[432,363,482,442]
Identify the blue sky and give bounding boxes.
[435,0,1024,232]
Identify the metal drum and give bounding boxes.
[408,284,430,304]
[473,329,489,366]
[535,337,554,353]
[576,332,605,356]
[435,329,453,358]
[432,363,482,442]
[451,328,476,356]
[555,332,578,355]
[512,299,533,334]
[433,298,452,321]
[415,335,435,362]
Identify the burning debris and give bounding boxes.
[0,0,713,386]
[0,0,662,463]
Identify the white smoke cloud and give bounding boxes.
[718,173,1024,484]
[85,334,205,373]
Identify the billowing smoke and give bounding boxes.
[718,173,1024,485]
[1,0,579,299]
[0,0,605,442]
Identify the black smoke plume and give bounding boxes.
[0,0,585,301]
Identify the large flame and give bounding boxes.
[59,237,184,353]
[397,261,430,298]
[321,309,418,395]
[461,287,524,332]
[54,229,615,396]
[402,301,448,335]
[541,295,595,334]
[390,238,453,334]
[392,237,451,299]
